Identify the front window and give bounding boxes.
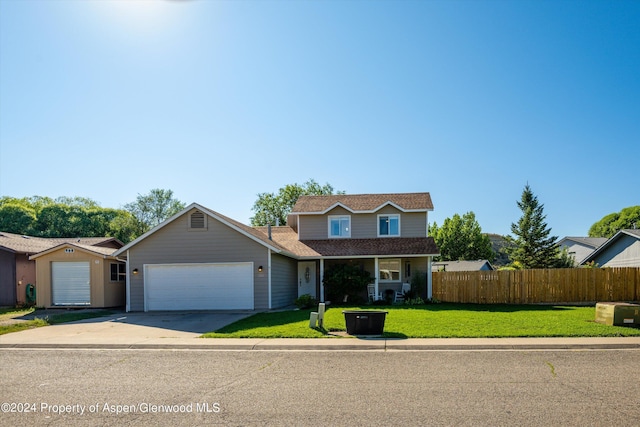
[110,263,126,282]
[329,215,351,238]
[379,258,401,282]
[378,215,400,236]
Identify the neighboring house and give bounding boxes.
[432,260,494,272]
[0,232,122,307]
[579,229,640,267]
[557,236,607,266]
[113,192,439,312]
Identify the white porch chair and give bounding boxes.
[367,284,382,301]
[395,282,411,303]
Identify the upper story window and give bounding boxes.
[378,214,400,237]
[328,215,351,238]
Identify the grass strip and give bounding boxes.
[0,309,114,336]
[203,304,640,338]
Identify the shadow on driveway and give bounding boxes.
[75,311,258,334]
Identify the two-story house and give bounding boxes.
[113,192,439,312]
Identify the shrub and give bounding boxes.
[404,270,426,300]
[404,297,425,306]
[294,294,317,309]
[323,264,372,303]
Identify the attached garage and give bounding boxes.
[144,262,254,311]
[52,261,91,306]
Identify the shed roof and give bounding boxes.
[0,232,120,255]
[29,242,119,260]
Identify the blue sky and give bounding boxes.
[1,0,638,238]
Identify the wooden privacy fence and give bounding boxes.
[432,267,640,304]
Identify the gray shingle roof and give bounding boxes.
[0,232,121,255]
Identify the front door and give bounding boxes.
[298,261,316,298]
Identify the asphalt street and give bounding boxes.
[2,348,639,426]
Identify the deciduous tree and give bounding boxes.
[251,179,343,226]
[589,206,640,238]
[430,212,495,262]
[124,189,185,236]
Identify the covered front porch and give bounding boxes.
[297,256,434,304]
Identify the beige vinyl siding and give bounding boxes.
[127,209,270,311]
[298,206,427,239]
[102,261,126,307]
[33,249,123,308]
[270,254,298,308]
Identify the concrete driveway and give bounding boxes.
[0,310,255,346]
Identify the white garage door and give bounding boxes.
[145,263,254,311]
[52,261,90,306]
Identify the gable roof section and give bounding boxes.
[579,229,640,265]
[0,232,54,254]
[30,242,118,260]
[0,232,121,255]
[291,193,433,214]
[113,203,290,258]
[557,236,607,249]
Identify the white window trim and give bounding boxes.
[379,258,402,283]
[328,215,351,238]
[377,214,400,237]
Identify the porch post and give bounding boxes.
[374,257,379,298]
[319,259,325,302]
[427,256,433,300]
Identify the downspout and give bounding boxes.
[267,249,272,309]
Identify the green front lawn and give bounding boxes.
[202,304,640,338]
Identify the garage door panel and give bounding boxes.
[52,261,90,306]
[145,263,253,311]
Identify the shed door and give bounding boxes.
[145,263,254,311]
[52,262,90,306]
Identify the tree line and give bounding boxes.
[2,181,637,268]
[0,189,184,244]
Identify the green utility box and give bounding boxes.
[595,302,640,326]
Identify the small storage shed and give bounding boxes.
[31,243,125,308]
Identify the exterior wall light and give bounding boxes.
[258,266,263,272]
[133,268,139,275]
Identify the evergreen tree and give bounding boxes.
[507,184,559,269]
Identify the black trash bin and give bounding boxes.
[342,310,388,335]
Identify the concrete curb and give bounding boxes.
[2,337,640,351]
